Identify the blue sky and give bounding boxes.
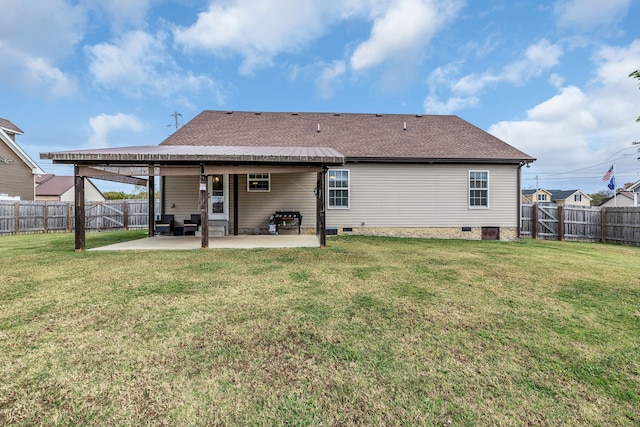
[2,0,640,194]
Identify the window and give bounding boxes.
[574,194,582,202]
[209,174,228,220]
[247,173,270,192]
[328,169,349,208]
[537,193,547,202]
[469,171,489,208]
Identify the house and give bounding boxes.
[41,111,535,250]
[0,117,45,200]
[599,191,636,207]
[626,179,640,207]
[521,189,553,204]
[600,179,640,207]
[521,189,591,206]
[35,174,105,202]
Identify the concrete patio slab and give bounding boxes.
[89,234,320,251]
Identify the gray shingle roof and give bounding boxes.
[35,175,74,196]
[0,117,24,135]
[159,111,534,163]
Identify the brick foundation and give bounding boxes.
[236,226,519,241]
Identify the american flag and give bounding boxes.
[602,165,614,182]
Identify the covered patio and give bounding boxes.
[40,145,344,251]
[90,234,321,251]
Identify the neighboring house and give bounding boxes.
[521,189,591,206]
[522,189,552,204]
[626,179,640,207]
[600,179,640,207]
[599,191,636,207]
[35,174,105,202]
[548,189,592,206]
[41,111,535,249]
[0,117,45,200]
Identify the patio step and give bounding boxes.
[209,225,226,237]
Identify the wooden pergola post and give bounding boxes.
[319,166,327,247]
[74,164,86,252]
[148,172,155,237]
[200,164,209,249]
[233,174,239,235]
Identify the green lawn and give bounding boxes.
[1,231,639,426]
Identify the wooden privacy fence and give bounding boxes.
[0,200,157,235]
[521,203,640,246]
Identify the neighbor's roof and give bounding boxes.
[35,175,74,196]
[0,117,24,135]
[522,188,551,196]
[0,118,45,175]
[35,175,103,197]
[547,189,592,201]
[160,111,535,163]
[521,189,591,200]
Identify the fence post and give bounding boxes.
[14,202,19,235]
[558,205,564,241]
[123,201,129,231]
[601,208,607,243]
[532,204,538,239]
[66,203,72,232]
[44,203,49,233]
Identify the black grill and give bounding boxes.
[268,211,303,234]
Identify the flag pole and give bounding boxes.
[614,162,617,207]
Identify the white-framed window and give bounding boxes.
[469,171,489,208]
[328,169,349,209]
[247,173,270,192]
[537,193,547,202]
[574,194,582,202]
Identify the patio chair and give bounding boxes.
[183,214,201,235]
[155,214,174,235]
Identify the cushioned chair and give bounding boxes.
[183,214,201,235]
[155,214,174,234]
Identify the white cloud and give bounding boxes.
[174,0,331,75]
[91,0,153,30]
[424,39,563,114]
[0,0,85,97]
[554,0,630,32]
[173,0,462,75]
[315,60,347,100]
[0,0,86,60]
[423,95,479,114]
[88,113,145,147]
[489,40,640,192]
[350,0,463,71]
[25,58,78,98]
[86,31,218,101]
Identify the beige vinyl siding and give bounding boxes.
[234,173,316,230]
[163,173,317,229]
[59,183,104,202]
[0,142,35,200]
[162,176,200,224]
[326,163,519,228]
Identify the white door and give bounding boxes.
[209,174,229,220]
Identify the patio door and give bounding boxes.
[209,174,229,220]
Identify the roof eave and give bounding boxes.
[346,156,536,164]
[41,153,345,167]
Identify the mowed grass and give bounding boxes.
[1,232,639,426]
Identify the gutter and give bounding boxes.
[346,156,535,164]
